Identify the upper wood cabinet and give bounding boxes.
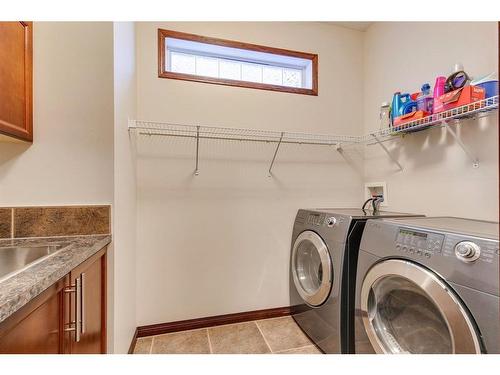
[0,21,33,142]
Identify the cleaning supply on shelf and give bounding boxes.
[445,70,470,93]
[471,72,498,98]
[417,83,434,113]
[401,100,418,115]
[391,92,402,120]
[433,76,447,113]
[391,92,411,119]
[379,102,391,130]
[453,62,464,73]
[434,85,485,113]
[393,98,419,130]
[393,110,430,129]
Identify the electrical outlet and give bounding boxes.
[365,182,387,207]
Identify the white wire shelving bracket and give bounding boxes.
[128,95,498,175]
[369,133,404,171]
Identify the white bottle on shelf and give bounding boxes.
[379,102,391,130]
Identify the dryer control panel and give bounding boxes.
[306,212,342,228]
[395,228,444,259]
[307,212,327,226]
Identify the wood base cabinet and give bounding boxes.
[0,247,107,354]
[67,248,107,354]
[0,276,68,354]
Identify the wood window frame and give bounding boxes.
[158,28,318,96]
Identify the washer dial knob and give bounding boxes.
[455,241,481,262]
[326,217,337,227]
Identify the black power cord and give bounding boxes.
[362,195,384,213]
[362,197,374,210]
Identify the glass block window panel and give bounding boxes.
[161,30,317,94]
[195,55,219,78]
[170,52,196,75]
[262,66,283,86]
[219,60,241,81]
[283,68,302,88]
[241,63,262,83]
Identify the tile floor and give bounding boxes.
[133,316,322,354]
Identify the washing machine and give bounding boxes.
[289,208,423,354]
[354,217,499,354]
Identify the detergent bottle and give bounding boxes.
[391,92,411,120]
[417,83,433,113]
[433,76,447,113]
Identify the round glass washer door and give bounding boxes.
[360,259,481,354]
[291,231,333,307]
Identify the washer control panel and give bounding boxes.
[395,228,444,259]
[454,241,481,262]
[442,235,497,264]
[362,219,500,296]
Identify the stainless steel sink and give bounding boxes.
[0,243,69,281]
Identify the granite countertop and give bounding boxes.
[0,234,111,324]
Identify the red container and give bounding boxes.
[434,86,485,113]
[393,110,430,128]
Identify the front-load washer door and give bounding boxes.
[292,231,333,307]
[360,259,481,354]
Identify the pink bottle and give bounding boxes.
[433,76,446,113]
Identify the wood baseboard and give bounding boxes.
[128,328,138,354]
[135,306,291,339]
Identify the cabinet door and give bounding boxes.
[0,21,33,141]
[0,277,69,354]
[68,249,107,354]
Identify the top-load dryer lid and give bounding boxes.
[382,217,499,240]
[312,208,420,219]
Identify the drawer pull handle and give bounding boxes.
[81,273,86,334]
[75,276,81,342]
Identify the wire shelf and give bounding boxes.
[361,95,498,143]
[129,96,497,146]
[129,95,498,174]
[129,120,359,146]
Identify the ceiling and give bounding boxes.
[328,22,374,32]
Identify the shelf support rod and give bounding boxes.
[336,144,364,176]
[443,122,479,168]
[194,126,200,176]
[371,133,403,171]
[268,132,284,177]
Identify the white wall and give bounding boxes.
[363,22,498,221]
[4,21,495,344]
[0,22,114,206]
[0,21,116,346]
[135,22,365,325]
[111,22,137,353]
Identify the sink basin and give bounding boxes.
[0,243,69,281]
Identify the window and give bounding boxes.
[158,29,318,95]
